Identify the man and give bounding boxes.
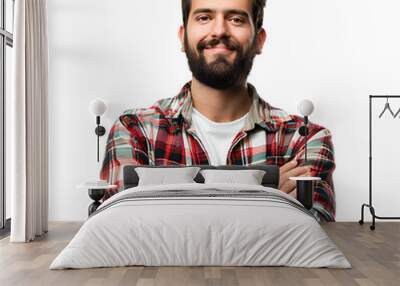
[100,0,336,222]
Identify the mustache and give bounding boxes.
[197,38,239,51]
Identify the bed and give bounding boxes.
[50,165,350,269]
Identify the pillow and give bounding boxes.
[200,169,266,185]
[135,167,201,186]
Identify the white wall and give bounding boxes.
[48,0,400,221]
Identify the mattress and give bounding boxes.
[50,183,351,269]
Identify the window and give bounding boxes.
[0,0,14,235]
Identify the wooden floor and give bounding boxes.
[0,222,399,286]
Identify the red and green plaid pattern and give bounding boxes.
[100,81,336,221]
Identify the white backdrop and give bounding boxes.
[47,0,400,221]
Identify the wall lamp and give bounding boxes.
[290,99,321,210]
[89,98,107,162]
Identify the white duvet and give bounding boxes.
[50,183,351,269]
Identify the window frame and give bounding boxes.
[0,0,14,234]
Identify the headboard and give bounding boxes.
[123,165,280,190]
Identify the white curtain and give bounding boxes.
[10,0,49,242]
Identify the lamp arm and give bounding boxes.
[97,128,100,162]
[94,116,106,162]
[96,116,100,162]
[305,115,308,162]
[298,116,309,163]
[304,115,309,126]
[304,131,308,162]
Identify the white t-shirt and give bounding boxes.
[191,107,249,165]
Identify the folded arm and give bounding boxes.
[295,126,336,222]
[100,114,151,200]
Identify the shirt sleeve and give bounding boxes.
[99,114,150,201]
[295,126,336,222]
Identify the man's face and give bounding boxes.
[180,0,266,90]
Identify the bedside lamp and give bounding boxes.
[289,99,321,210]
[89,98,107,162]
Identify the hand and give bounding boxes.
[279,158,312,197]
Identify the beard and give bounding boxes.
[184,32,258,90]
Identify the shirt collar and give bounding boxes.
[166,81,293,133]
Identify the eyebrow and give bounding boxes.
[191,8,250,19]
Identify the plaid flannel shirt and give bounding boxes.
[100,81,336,221]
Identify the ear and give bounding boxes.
[255,28,267,55]
[178,25,185,52]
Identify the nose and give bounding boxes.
[210,14,230,38]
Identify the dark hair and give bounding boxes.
[181,0,266,32]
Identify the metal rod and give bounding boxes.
[370,95,400,98]
[374,215,400,220]
[369,95,372,206]
[305,132,307,162]
[97,125,99,162]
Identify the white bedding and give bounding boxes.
[50,183,351,269]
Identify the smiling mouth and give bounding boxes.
[204,46,235,54]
